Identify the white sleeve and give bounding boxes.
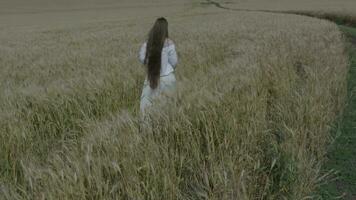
[139,42,147,64]
[168,44,178,68]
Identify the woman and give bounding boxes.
[139,17,178,115]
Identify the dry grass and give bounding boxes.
[211,0,356,26]
[0,1,349,199]
[284,11,356,27]
[212,0,356,13]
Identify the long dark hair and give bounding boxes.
[145,17,169,89]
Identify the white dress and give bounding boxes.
[139,39,178,114]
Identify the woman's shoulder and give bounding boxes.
[165,38,175,48]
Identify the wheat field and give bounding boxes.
[0,0,350,199]
[211,0,356,26]
[211,0,356,13]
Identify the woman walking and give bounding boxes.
[139,17,178,115]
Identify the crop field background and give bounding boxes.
[211,0,356,12]
[0,0,354,199]
[210,0,356,27]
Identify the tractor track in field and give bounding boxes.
[204,0,356,199]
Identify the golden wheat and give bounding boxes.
[0,2,349,199]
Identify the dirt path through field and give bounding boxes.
[204,1,356,199]
[322,25,356,200]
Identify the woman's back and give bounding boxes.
[139,39,178,77]
[139,17,178,115]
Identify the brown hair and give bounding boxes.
[145,17,169,89]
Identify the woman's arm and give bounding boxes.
[139,42,147,64]
[168,43,178,68]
